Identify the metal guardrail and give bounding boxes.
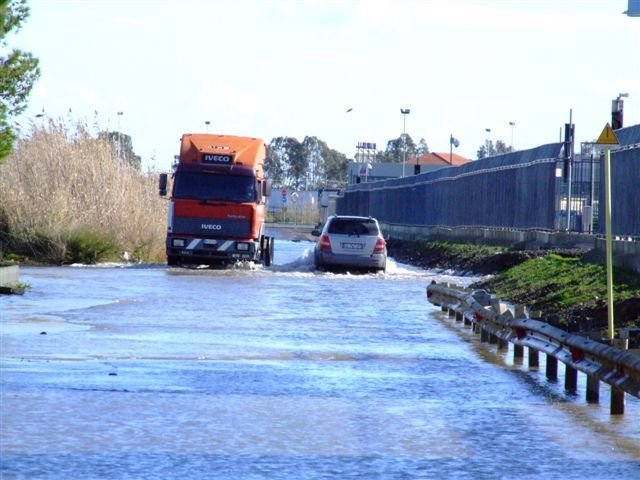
[426,281,640,415]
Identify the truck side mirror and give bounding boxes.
[263,178,272,197]
[159,173,168,197]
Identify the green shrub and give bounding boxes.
[64,229,117,264]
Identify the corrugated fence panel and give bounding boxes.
[337,143,563,230]
[598,147,640,236]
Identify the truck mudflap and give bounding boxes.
[259,235,274,267]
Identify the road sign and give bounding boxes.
[596,123,619,145]
[281,188,287,196]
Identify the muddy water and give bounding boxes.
[1,240,639,479]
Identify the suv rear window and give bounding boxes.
[328,218,378,236]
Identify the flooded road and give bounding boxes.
[1,240,639,479]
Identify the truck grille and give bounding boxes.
[172,217,251,238]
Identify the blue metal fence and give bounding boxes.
[337,143,563,230]
[598,146,640,237]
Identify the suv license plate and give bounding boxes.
[341,242,364,250]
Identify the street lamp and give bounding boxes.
[509,121,515,151]
[401,108,410,177]
[205,120,210,133]
[485,128,491,157]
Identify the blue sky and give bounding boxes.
[11,0,640,171]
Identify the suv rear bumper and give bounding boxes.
[315,251,386,270]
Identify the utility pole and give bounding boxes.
[564,109,574,231]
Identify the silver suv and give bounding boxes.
[314,216,387,272]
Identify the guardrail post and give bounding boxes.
[611,387,625,415]
[610,338,629,415]
[565,364,578,392]
[528,348,539,369]
[463,314,471,327]
[488,299,507,347]
[448,307,456,318]
[455,311,463,322]
[586,375,600,403]
[513,344,524,361]
[513,305,525,361]
[546,355,558,381]
[480,326,489,343]
[528,311,542,370]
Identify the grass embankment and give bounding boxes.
[0,119,167,264]
[386,239,640,335]
[474,254,640,331]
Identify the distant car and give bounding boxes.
[314,215,387,272]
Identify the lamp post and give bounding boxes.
[117,111,123,161]
[401,108,410,177]
[509,121,515,151]
[485,128,491,157]
[205,120,210,133]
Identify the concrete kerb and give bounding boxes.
[0,265,22,295]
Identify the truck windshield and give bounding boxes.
[173,172,256,202]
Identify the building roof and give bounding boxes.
[410,152,470,166]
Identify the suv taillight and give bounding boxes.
[374,238,385,253]
[319,234,332,252]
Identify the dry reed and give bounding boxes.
[0,119,167,263]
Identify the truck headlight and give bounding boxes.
[173,239,185,247]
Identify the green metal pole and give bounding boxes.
[604,148,615,341]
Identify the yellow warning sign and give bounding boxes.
[596,123,619,145]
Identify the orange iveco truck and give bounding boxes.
[159,133,273,267]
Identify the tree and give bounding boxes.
[266,136,305,189]
[477,139,513,159]
[98,131,142,170]
[0,0,40,163]
[323,147,347,187]
[377,134,416,163]
[302,136,326,190]
[265,141,284,187]
[416,138,429,156]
